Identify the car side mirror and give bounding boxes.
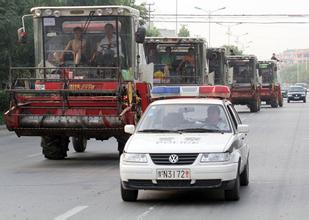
[238,124,249,134]
[135,27,146,44]
[17,27,27,44]
[124,124,135,134]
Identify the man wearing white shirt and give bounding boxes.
[91,23,123,66]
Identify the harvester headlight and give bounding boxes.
[117,8,124,14]
[35,9,42,17]
[44,9,53,16]
[53,10,61,17]
[96,9,103,16]
[105,8,113,15]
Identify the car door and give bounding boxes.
[226,104,249,171]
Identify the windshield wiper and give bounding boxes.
[177,128,224,133]
[138,129,179,133]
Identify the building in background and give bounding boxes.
[279,49,309,65]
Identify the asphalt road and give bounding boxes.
[1,99,309,220]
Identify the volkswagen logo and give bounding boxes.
[169,154,179,164]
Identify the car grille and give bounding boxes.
[150,153,199,165]
[127,179,222,188]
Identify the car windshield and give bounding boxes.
[288,86,305,92]
[138,104,232,133]
[295,83,308,88]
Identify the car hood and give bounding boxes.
[125,133,234,153]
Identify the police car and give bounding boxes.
[120,86,250,201]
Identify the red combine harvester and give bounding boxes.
[227,55,261,112]
[4,6,152,159]
[258,60,283,108]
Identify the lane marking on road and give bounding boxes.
[54,206,88,220]
[137,206,155,220]
[27,153,42,158]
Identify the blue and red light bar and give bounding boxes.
[151,85,230,99]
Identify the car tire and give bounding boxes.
[72,137,87,153]
[240,160,249,186]
[287,99,290,103]
[303,98,306,103]
[121,183,138,202]
[225,162,240,201]
[41,136,69,160]
[224,174,240,201]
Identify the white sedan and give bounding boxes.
[120,98,249,201]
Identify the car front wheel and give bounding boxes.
[224,174,240,201]
[240,160,249,186]
[121,182,138,202]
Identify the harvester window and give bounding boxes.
[41,16,133,80]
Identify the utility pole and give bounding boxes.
[176,0,178,36]
[146,3,155,30]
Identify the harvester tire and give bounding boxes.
[279,96,283,107]
[249,100,259,112]
[41,136,69,160]
[72,137,87,153]
[271,98,278,108]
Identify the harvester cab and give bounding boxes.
[5,6,152,159]
[207,47,232,86]
[258,60,283,107]
[144,37,209,86]
[227,55,261,112]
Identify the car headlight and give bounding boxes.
[200,152,230,162]
[301,93,306,96]
[288,94,292,97]
[122,153,148,163]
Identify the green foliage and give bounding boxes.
[0,91,9,112]
[0,91,9,124]
[279,63,309,84]
[222,45,243,55]
[146,25,161,37]
[178,25,190,37]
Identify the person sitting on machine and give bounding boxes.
[177,47,196,83]
[91,23,122,67]
[61,27,87,65]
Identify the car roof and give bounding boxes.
[150,98,228,106]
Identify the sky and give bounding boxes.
[136,0,309,59]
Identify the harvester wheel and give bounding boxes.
[278,96,283,107]
[271,97,279,108]
[72,137,87,153]
[41,136,69,160]
[249,100,259,112]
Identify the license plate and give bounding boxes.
[294,96,299,99]
[157,169,191,180]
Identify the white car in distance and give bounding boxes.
[120,98,249,201]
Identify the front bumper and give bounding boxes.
[122,179,236,190]
[288,95,305,101]
[120,159,238,190]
